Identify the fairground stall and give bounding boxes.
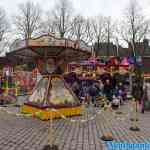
[7,34,92,120]
[0,58,17,104]
[66,56,131,106]
[67,56,130,84]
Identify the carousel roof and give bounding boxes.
[7,34,92,62]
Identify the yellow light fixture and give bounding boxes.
[93,73,96,77]
[82,73,86,77]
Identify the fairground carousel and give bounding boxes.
[6,33,92,120]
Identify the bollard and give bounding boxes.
[130,99,140,131]
[100,100,114,141]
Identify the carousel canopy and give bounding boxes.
[7,34,92,63]
[27,75,80,108]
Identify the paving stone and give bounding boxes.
[0,101,149,150]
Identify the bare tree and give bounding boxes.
[120,0,149,55]
[68,15,87,41]
[52,0,73,38]
[14,1,42,39]
[0,7,10,54]
[104,16,115,56]
[0,7,9,41]
[85,16,115,56]
[40,12,57,35]
[90,16,107,47]
[83,18,93,45]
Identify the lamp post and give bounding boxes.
[129,41,136,95]
[129,57,143,131]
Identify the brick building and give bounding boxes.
[95,39,150,73]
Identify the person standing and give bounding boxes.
[79,81,89,103]
[89,83,99,107]
[141,83,146,113]
[103,79,113,102]
[141,79,150,113]
[97,80,104,96]
[71,81,80,97]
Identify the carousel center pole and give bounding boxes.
[48,110,53,147]
[43,109,58,150]
[42,50,59,150]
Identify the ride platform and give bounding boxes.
[21,103,81,120]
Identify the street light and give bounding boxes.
[129,56,143,132]
[128,40,142,131]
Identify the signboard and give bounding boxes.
[28,35,56,46]
[11,35,92,55]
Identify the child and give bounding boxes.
[111,95,120,109]
[89,83,99,107]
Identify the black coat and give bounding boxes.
[89,86,98,97]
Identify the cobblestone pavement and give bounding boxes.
[0,101,150,150]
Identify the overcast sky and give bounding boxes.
[0,0,150,19]
[0,0,150,54]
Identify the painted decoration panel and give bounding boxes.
[29,77,48,104]
[49,77,76,105]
